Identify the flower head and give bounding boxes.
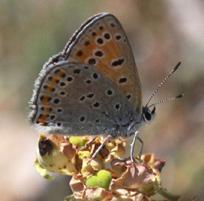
[35,134,179,201]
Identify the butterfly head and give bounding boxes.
[140,62,183,125]
[126,105,156,135]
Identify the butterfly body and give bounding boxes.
[30,12,144,139]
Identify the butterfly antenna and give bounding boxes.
[145,62,182,107]
[148,93,184,108]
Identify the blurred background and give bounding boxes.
[0,0,203,200]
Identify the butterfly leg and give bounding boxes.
[130,133,144,162]
[137,136,144,159]
[130,131,139,162]
[91,135,112,159]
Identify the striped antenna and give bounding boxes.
[145,62,182,107]
[148,93,184,108]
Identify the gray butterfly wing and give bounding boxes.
[29,62,139,136]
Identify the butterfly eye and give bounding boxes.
[142,106,154,122]
[144,111,152,121]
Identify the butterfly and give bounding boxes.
[29,12,182,161]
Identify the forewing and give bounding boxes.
[49,13,142,113]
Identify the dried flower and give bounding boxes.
[34,134,180,201]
